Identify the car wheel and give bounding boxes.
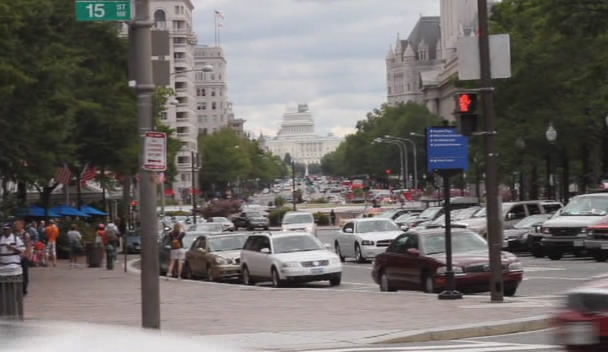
[271,267,283,288]
[334,242,345,262]
[504,285,517,297]
[355,244,365,263]
[594,251,607,262]
[329,274,341,286]
[207,265,216,281]
[242,266,255,285]
[181,261,192,280]
[264,227,269,230]
[380,271,396,292]
[548,250,563,261]
[422,273,436,293]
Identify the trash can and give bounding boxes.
[0,274,24,320]
[86,243,103,268]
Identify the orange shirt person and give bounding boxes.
[45,220,60,267]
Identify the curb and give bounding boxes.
[361,315,552,344]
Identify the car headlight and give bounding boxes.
[281,261,299,268]
[436,266,464,275]
[361,240,374,246]
[329,257,341,264]
[508,262,523,272]
[215,257,227,265]
[578,228,590,237]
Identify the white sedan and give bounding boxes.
[240,232,342,287]
[334,218,403,263]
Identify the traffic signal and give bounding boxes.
[385,169,392,175]
[454,92,479,136]
[130,200,138,212]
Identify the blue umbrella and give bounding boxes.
[80,205,108,216]
[51,205,90,217]
[16,206,61,218]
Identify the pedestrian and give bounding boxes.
[0,224,25,297]
[13,220,31,296]
[45,220,60,267]
[103,225,118,270]
[67,224,83,268]
[329,209,336,226]
[95,224,106,266]
[166,223,186,279]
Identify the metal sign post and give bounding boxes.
[427,127,469,300]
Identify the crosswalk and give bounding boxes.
[294,341,558,352]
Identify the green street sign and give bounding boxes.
[75,0,132,22]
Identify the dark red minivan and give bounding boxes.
[371,229,524,295]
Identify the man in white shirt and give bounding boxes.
[0,224,25,276]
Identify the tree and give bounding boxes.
[283,153,292,166]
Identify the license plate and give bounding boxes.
[311,268,324,274]
[574,240,584,247]
[563,322,596,345]
[601,243,608,250]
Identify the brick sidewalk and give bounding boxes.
[24,261,553,336]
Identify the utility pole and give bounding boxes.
[291,160,297,211]
[478,0,503,302]
[131,0,161,328]
[191,151,198,224]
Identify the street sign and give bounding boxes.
[426,127,469,172]
[75,0,132,22]
[143,132,167,171]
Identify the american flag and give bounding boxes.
[215,10,224,19]
[54,164,72,185]
[80,165,97,184]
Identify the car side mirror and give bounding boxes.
[407,248,420,256]
[506,213,515,220]
[344,228,353,234]
[261,248,270,254]
[400,225,409,231]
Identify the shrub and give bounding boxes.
[313,212,330,226]
[269,207,291,226]
[310,197,328,203]
[274,196,286,207]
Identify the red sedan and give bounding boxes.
[553,276,608,351]
[371,229,524,295]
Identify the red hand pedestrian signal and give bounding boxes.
[459,93,473,112]
[385,169,392,175]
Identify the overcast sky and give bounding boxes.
[191,0,439,138]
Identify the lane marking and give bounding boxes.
[522,266,565,272]
[297,342,557,352]
[524,276,586,281]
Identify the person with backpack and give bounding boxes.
[103,224,118,270]
[67,224,83,268]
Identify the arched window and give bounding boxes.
[154,10,166,29]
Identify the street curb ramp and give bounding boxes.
[362,315,552,344]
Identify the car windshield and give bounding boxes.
[208,235,248,252]
[273,235,322,253]
[422,231,488,255]
[376,211,395,219]
[418,207,441,220]
[188,224,224,232]
[513,215,550,229]
[357,220,399,233]
[560,197,608,216]
[395,214,417,222]
[211,217,228,223]
[247,212,264,218]
[473,204,513,218]
[283,214,313,224]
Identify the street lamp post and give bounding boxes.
[191,151,200,224]
[604,114,608,179]
[515,138,526,201]
[291,160,296,211]
[545,122,557,200]
[385,135,418,190]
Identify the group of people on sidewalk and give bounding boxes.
[0,217,126,299]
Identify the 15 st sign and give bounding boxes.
[75,0,132,21]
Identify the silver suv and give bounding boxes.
[541,193,608,260]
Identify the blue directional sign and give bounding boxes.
[426,127,469,171]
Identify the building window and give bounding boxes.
[195,72,204,81]
[180,173,191,182]
[153,10,166,29]
[177,156,189,164]
[197,102,206,110]
[160,112,167,120]
[212,102,216,110]
[177,127,188,134]
[219,74,222,80]
[201,128,208,136]
[211,89,216,97]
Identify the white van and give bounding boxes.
[281,211,317,237]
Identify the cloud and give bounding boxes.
[191,0,440,137]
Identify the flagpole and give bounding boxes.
[218,24,221,46]
[214,13,217,46]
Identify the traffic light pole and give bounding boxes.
[477,0,504,302]
[131,0,161,328]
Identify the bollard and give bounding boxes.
[0,274,24,320]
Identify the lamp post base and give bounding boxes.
[438,290,463,300]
